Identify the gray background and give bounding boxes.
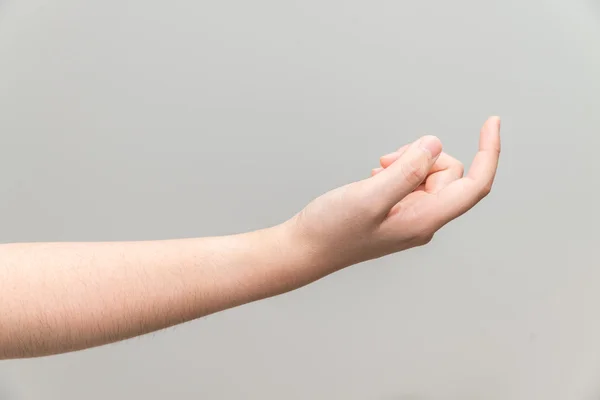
[0,0,599,399]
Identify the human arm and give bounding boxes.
[0,117,501,359]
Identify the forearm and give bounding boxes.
[0,223,320,359]
[0,117,501,360]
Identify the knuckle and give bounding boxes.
[416,233,434,246]
[407,218,437,246]
[401,158,426,185]
[480,181,493,197]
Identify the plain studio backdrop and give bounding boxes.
[0,1,599,399]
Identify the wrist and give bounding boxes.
[239,222,323,296]
[276,217,343,280]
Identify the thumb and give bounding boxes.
[370,135,442,210]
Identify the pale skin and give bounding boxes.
[0,117,501,360]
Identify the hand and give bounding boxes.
[286,117,501,271]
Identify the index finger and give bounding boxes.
[425,116,501,226]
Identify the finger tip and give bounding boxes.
[380,152,398,167]
[421,135,443,158]
[488,116,501,129]
[480,117,502,152]
[422,134,443,146]
[482,117,501,136]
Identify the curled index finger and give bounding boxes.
[427,116,501,226]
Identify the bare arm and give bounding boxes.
[0,226,312,359]
[0,117,501,360]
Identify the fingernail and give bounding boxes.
[420,135,442,158]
